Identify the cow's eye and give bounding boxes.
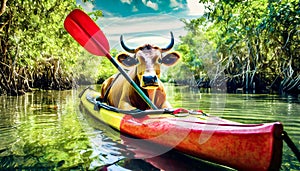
[158,58,162,63]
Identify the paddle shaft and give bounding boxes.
[89,36,158,110]
[108,55,158,110]
[64,9,158,110]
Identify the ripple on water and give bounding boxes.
[0,87,299,170]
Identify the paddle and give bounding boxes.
[64,9,158,110]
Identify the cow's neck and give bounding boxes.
[146,89,156,104]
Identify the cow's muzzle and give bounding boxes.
[141,74,158,89]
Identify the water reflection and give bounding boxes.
[165,85,300,170]
[0,85,299,170]
[0,90,91,170]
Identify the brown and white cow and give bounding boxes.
[100,32,180,110]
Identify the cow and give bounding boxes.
[100,32,180,110]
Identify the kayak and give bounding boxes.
[79,87,283,171]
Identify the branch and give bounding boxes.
[0,0,8,16]
[282,29,295,49]
[287,75,300,91]
[0,19,9,32]
[0,67,9,91]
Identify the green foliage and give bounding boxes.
[177,0,300,93]
[96,53,118,83]
[88,10,103,21]
[168,21,216,85]
[74,51,102,84]
[5,0,81,68]
[73,48,120,84]
[0,0,112,94]
[0,0,83,94]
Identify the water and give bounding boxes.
[0,85,299,170]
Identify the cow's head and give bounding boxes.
[117,32,180,89]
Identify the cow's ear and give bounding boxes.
[117,53,139,67]
[160,52,180,66]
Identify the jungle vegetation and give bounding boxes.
[168,0,299,94]
[1,0,77,95]
[1,0,299,95]
[0,0,111,96]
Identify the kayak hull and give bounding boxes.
[79,87,283,170]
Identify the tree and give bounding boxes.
[0,0,107,95]
[0,0,81,95]
[178,0,299,94]
[259,0,300,93]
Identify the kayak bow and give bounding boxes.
[79,87,283,171]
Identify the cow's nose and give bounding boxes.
[142,75,158,87]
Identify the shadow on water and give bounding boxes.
[0,84,299,170]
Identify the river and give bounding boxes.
[0,84,299,170]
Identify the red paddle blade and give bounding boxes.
[64,9,110,56]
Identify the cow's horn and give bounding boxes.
[120,35,135,53]
[161,32,174,52]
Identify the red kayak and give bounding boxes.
[79,87,283,170]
